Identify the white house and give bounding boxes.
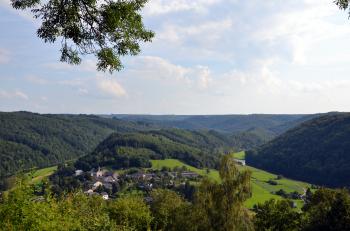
[96,167,104,177]
[75,170,83,176]
[84,189,94,196]
[233,159,246,166]
[93,181,103,190]
[101,192,109,200]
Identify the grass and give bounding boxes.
[241,165,308,208]
[27,166,58,184]
[150,159,220,181]
[150,157,309,209]
[231,151,245,160]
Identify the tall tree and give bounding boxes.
[194,155,253,231]
[11,0,154,73]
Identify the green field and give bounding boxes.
[151,159,220,181]
[27,166,58,184]
[231,151,245,160]
[151,157,309,209]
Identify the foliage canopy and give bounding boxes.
[11,0,154,73]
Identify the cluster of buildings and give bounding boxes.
[125,170,200,191]
[75,167,200,200]
[77,167,119,200]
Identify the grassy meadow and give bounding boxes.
[151,156,309,209]
[27,166,58,184]
[231,151,245,160]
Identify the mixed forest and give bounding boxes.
[246,113,350,187]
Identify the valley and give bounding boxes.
[1,111,349,231]
[26,153,310,209]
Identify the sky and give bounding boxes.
[1,0,350,114]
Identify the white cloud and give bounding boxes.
[132,56,189,81]
[96,76,127,98]
[253,0,349,65]
[144,0,222,15]
[157,19,233,47]
[128,56,213,90]
[0,89,29,100]
[204,56,350,113]
[193,66,212,89]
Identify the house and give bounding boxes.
[113,172,119,179]
[103,176,116,183]
[90,168,97,177]
[128,173,145,179]
[233,159,246,166]
[93,181,103,190]
[144,173,156,180]
[181,171,199,178]
[167,172,176,178]
[96,167,104,177]
[84,189,94,196]
[75,170,83,176]
[103,183,113,190]
[104,171,114,177]
[101,192,109,200]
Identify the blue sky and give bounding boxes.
[1,0,350,114]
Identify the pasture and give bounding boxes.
[151,157,309,209]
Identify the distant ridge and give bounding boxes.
[111,113,319,135]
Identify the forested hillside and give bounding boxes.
[0,112,283,181]
[75,129,228,171]
[0,112,154,179]
[246,113,350,187]
[112,114,317,135]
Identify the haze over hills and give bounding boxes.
[246,112,350,187]
[111,114,318,135]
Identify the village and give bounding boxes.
[74,166,201,200]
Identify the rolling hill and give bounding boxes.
[75,129,230,171]
[0,111,155,180]
[246,113,350,187]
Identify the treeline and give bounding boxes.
[1,156,350,231]
[75,130,224,171]
[246,113,350,187]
